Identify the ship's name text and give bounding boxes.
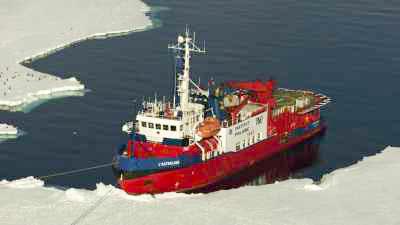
[158,160,180,167]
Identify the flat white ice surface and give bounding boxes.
[0,123,17,135]
[0,0,152,110]
[1,146,399,225]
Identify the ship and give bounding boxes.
[112,29,330,194]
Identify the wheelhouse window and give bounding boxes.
[156,124,161,130]
[180,125,183,131]
[148,123,154,129]
[171,125,177,131]
[163,125,169,130]
[141,121,147,127]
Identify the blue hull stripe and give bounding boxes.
[290,120,320,137]
[117,154,201,172]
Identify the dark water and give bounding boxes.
[1,0,400,189]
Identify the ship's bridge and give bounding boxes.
[134,100,204,146]
[123,29,208,147]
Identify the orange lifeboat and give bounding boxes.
[196,117,221,138]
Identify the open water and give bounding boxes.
[1,0,400,189]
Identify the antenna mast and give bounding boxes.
[168,28,206,112]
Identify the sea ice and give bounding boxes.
[0,123,18,135]
[0,0,153,132]
[0,146,399,225]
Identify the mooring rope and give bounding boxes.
[70,188,115,225]
[37,162,116,180]
[0,161,119,225]
[0,162,117,188]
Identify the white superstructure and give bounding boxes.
[218,106,268,153]
[126,30,208,144]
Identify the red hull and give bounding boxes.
[119,123,326,194]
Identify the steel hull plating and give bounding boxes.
[119,123,326,194]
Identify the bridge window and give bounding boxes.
[163,125,169,130]
[171,125,177,131]
[148,123,154,129]
[180,125,183,131]
[156,124,161,130]
[141,121,147,127]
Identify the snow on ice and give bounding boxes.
[0,123,18,135]
[1,146,399,225]
[0,0,153,132]
[0,123,21,142]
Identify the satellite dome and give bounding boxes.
[178,35,184,44]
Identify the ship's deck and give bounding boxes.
[272,88,315,108]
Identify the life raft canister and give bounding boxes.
[196,117,221,138]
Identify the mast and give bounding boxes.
[168,28,206,112]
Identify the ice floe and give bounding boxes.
[0,123,18,135]
[0,0,153,135]
[1,146,399,225]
